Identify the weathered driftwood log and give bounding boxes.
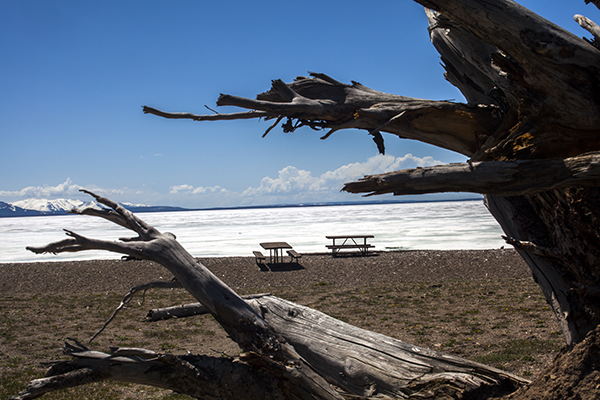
[14,191,527,399]
[147,296,528,398]
[14,340,287,400]
[22,190,341,400]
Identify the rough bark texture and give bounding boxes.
[148,295,530,398]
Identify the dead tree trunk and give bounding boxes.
[13,190,527,400]
[143,0,600,348]
[142,1,600,397]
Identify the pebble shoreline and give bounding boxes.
[1,249,530,295]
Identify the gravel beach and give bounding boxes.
[1,249,530,295]
[2,249,568,399]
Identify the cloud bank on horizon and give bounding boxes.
[0,153,463,208]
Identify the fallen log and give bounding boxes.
[146,295,528,397]
[13,191,528,399]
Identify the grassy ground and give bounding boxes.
[1,276,562,399]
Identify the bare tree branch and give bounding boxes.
[143,73,500,156]
[146,293,271,321]
[343,152,600,197]
[26,229,148,258]
[90,280,182,343]
[142,105,270,121]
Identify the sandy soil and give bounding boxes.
[0,250,574,399]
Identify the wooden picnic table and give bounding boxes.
[260,241,292,263]
[326,235,374,256]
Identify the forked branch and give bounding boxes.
[143,72,501,156]
[89,280,182,343]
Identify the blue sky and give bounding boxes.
[2,1,598,208]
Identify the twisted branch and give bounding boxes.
[143,72,500,156]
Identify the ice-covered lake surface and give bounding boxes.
[0,200,505,263]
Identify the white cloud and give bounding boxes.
[0,154,446,208]
[169,184,195,193]
[0,178,82,199]
[169,184,227,195]
[242,167,315,196]
[242,154,442,197]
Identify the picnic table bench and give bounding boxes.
[287,249,302,263]
[326,235,374,256]
[252,251,266,264]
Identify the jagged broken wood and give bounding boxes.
[143,73,501,156]
[14,190,527,399]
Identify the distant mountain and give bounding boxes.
[0,201,46,217]
[0,199,188,217]
[12,198,89,213]
[0,196,483,218]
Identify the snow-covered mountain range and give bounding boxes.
[12,198,96,213]
[0,199,187,217]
